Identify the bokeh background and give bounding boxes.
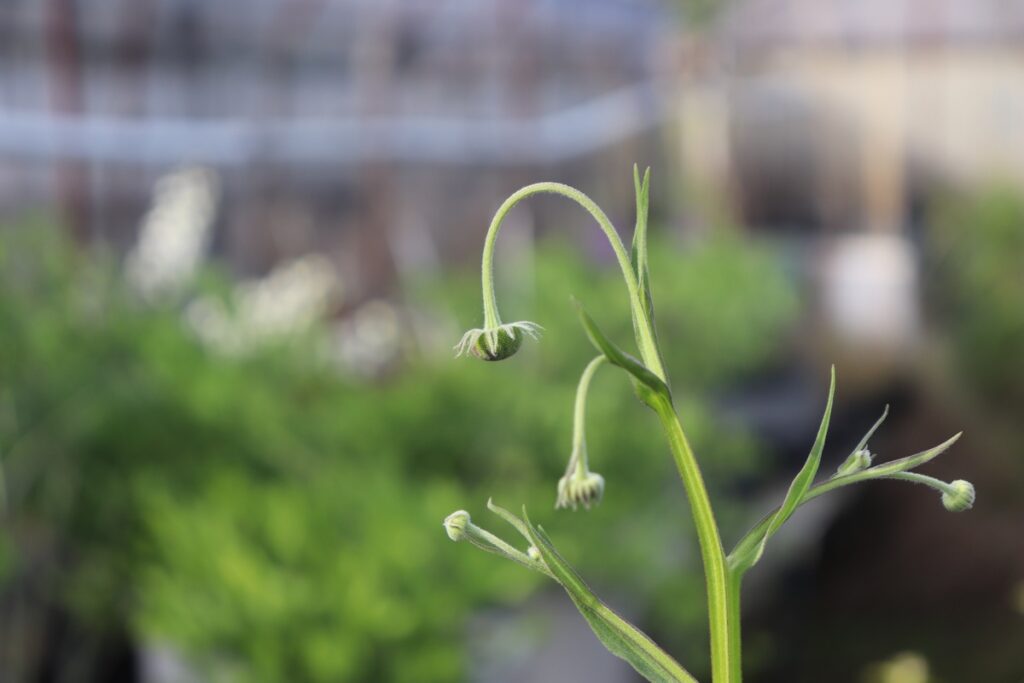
[1,1,1023,682]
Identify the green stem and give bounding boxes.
[726,569,743,682]
[652,396,737,683]
[479,182,665,380]
[886,471,958,495]
[564,355,606,478]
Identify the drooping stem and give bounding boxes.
[563,355,606,479]
[480,182,665,380]
[652,395,737,683]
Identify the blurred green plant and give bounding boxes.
[443,168,974,683]
[0,204,795,682]
[930,186,1024,409]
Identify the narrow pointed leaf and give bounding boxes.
[630,165,652,295]
[523,510,697,683]
[852,404,888,455]
[487,497,532,543]
[734,366,835,572]
[574,299,670,406]
[858,431,963,479]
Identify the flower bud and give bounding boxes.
[941,479,975,512]
[443,510,472,541]
[836,448,874,477]
[556,470,605,510]
[454,321,542,362]
[527,545,542,562]
[472,326,524,361]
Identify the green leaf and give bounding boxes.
[733,366,835,573]
[851,404,888,455]
[630,165,652,298]
[629,166,662,359]
[857,431,963,479]
[486,497,531,543]
[522,509,697,683]
[573,298,670,407]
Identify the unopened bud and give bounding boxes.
[527,545,542,562]
[443,510,472,541]
[836,448,874,477]
[941,480,975,512]
[454,321,542,362]
[556,470,605,510]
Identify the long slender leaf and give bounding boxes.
[486,497,532,543]
[573,298,670,407]
[523,510,697,683]
[856,431,963,479]
[734,366,835,572]
[630,165,652,301]
[851,404,888,456]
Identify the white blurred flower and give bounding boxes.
[237,256,337,339]
[127,167,219,298]
[331,299,402,376]
[186,255,340,355]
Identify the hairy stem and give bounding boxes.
[479,182,665,380]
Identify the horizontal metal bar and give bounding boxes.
[0,83,670,167]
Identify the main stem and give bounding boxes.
[479,182,666,380]
[653,396,739,683]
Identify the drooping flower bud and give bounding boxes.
[454,321,542,361]
[556,469,605,510]
[941,479,975,512]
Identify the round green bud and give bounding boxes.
[443,510,472,541]
[941,480,975,512]
[471,326,523,361]
[527,545,542,562]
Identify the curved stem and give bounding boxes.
[886,471,957,495]
[652,395,736,683]
[480,182,665,380]
[563,355,606,478]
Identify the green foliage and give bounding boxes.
[930,187,1024,408]
[0,220,798,681]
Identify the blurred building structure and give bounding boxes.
[673,0,1024,384]
[683,0,1024,233]
[0,0,673,301]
